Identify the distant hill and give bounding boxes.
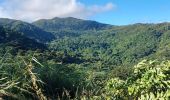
[0,26,46,51]
[0,18,55,43]
[33,17,112,31]
[33,17,112,38]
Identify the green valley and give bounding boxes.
[0,17,170,100]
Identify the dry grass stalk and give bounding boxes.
[27,63,47,100]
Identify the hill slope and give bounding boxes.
[33,17,112,31]
[49,23,170,66]
[0,26,46,51]
[0,18,55,43]
[33,17,112,38]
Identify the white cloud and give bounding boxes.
[0,0,116,22]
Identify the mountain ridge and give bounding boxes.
[32,17,113,31]
[0,18,55,43]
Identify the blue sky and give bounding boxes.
[0,0,170,25]
[80,0,170,25]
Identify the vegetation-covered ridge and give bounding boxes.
[0,26,46,51]
[33,17,112,31]
[0,18,55,43]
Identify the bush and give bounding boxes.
[104,60,170,99]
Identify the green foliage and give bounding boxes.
[103,60,170,100]
[49,23,167,67]
[0,53,45,100]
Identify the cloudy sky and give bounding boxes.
[0,0,170,25]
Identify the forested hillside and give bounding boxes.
[0,17,170,99]
[0,26,46,52]
[33,17,111,31]
[49,22,170,66]
[33,17,112,38]
[0,18,55,42]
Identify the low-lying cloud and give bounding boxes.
[0,0,116,21]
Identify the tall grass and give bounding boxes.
[0,52,47,99]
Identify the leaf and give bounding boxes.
[32,57,44,67]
